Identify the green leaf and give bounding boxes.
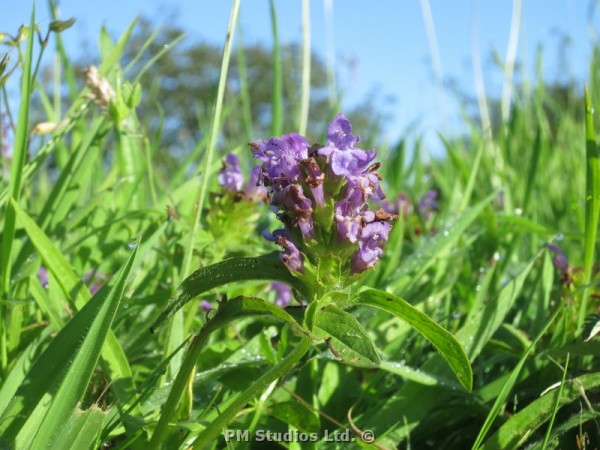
[10,199,145,439]
[270,401,320,434]
[0,246,137,448]
[353,287,472,391]
[49,406,106,450]
[148,295,308,449]
[313,304,380,369]
[151,253,306,332]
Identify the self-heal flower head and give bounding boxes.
[253,113,395,293]
[218,153,244,192]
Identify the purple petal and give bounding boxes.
[548,244,568,273]
[200,300,213,312]
[350,222,392,274]
[275,236,304,273]
[271,282,293,308]
[327,113,360,150]
[418,190,439,220]
[37,266,48,288]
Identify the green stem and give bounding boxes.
[269,0,282,136]
[181,0,240,281]
[192,337,313,449]
[579,88,600,330]
[147,327,211,450]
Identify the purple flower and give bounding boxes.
[218,153,244,191]
[37,266,48,288]
[418,190,439,220]
[250,134,309,188]
[272,184,314,238]
[380,193,412,216]
[548,244,568,274]
[318,114,376,176]
[1,113,12,160]
[200,300,213,312]
[271,282,292,308]
[299,157,325,206]
[351,222,392,274]
[275,236,304,273]
[83,269,106,295]
[251,113,396,282]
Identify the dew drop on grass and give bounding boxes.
[492,251,501,262]
[555,233,564,242]
[127,238,139,249]
[514,207,523,216]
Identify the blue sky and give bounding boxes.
[2,1,598,152]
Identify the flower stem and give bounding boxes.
[147,326,211,450]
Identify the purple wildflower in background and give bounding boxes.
[83,269,107,295]
[218,153,244,192]
[548,244,568,274]
[418,190,439,220]
[1,114,11,159]
[271,282,292,308]
[200,300,213,312]
[380,192,412,217]
[37,267,48,288]
[251,113,395,280]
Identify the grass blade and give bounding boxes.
[181,0,240,280]
[354,287,472,391]
[269,0,283,135]
[0,246,137,448]
[471,303,565,449]
[298,0,311,135]
[0,7,36,371]
[479,372,600,450]
[578,88,600,329]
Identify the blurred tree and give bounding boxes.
[118,16,388,169]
